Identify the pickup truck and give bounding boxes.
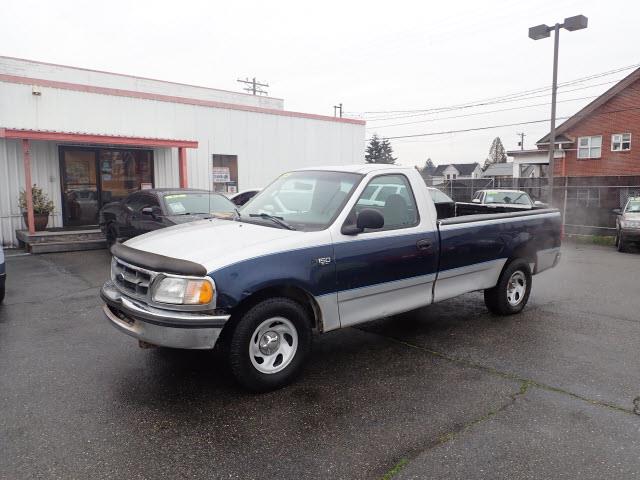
[101,164,561,391]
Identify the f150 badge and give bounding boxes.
[316,257,332,266]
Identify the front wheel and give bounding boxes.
[227,298,312,392]
[617,234,627,252]
[105,223,119,249]
[484,259,532,315]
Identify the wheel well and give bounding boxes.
[507,243,537,272]
[226,285,322,332]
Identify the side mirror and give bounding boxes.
[142,206,162,219]
[341,208,385,235]
[612,208,622,215]
[534,200,544,206]
[471,198,481,204]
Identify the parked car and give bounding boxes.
[456,189,545,216]
[99,189,237,247]
[0,245,5,303]
[100,165,561,392]
[427,187,455,219]
[229,189,261,206]
[614,197,640,252]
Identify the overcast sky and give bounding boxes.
[3,0,640,167]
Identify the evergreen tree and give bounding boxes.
[365,134,397,164]
[484,137,507,170]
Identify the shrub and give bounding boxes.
[19,185,54,215]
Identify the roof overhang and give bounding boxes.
[0,128,198,148]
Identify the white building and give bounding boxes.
[431,163,483,183]
[0,56,365,246]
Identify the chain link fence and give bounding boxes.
[428,175,640,236]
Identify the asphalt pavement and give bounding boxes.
[0,243,639,479]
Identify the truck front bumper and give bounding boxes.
[101,281,231,349]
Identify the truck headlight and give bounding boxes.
[152,277,214,305]
[621,220,640,228]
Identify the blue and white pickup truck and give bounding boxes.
[101,164,561,391]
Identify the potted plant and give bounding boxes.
[19,185,54,231]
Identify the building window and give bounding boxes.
[575,188,600,207]
[577,135,602,159]
[446,173,457,180]
[611,133,631,151]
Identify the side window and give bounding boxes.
[353,174,419,231]
[139,194,160,211]
[124,193,145,211]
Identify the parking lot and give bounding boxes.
[1,242,639,479]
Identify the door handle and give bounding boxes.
[416,239,432,251]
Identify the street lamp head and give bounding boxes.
[529,24,551,40]
[563,14,588,31]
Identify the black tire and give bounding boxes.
[484,259,532,315]
[106,223,118,248]
[227,297,312,392]
[617,234,626,252]
[0,283,4,304]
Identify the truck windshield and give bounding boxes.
[239,170,362,231]
[484,191,531,205]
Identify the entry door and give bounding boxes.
[60,150,99,226]
[334,174,439,327]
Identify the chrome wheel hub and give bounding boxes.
[259,331,280,355]
[250,317,298,374]
[506,271,527,306]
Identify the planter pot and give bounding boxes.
[23,213,50,231]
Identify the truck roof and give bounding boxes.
[294,164,413,174]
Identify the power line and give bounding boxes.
[350,63,639,117]
[375,104,640,141]
[366,95,599,130]
[364,79,622,122]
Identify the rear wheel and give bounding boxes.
[484,259,532,315]
[0,282,5,304]
[227,297,312,392]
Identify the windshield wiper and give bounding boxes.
[249,213,295,230]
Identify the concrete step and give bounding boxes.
[16,229,105,244]
[28,239,107,254]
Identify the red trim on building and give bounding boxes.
[0,128,198,149]
[22,140,35,234]
[0,73,366,126]
[178,147,188,188]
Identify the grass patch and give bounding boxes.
[565,234,615,246]
[381,459,408,480]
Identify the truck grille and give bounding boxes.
[111,257,157,300]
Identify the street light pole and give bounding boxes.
[529,14,588,206]
[547,23,560,205]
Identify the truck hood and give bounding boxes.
[123,219,320,273]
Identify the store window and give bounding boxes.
[211,154,239,194]
[60,147,153,226]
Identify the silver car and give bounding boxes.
[614,197,640,252]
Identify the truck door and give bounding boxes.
[333,173,439,327]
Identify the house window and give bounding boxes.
[576,188,600,207]
[446,173,457,180]
[611,133,631,151]
[577,135,602,159]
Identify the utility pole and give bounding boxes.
[333,103,343,118]
[237,77,269,95]
[516,132,526,150]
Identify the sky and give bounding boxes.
[3,0,640,168]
